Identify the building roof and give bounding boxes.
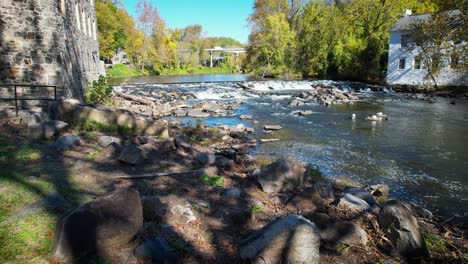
[389,10,461,32]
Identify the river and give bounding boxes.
[111,74,468,220]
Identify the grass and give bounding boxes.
[201,175,224,187]
[73,119,135,137]
[251,205,263,214]
[424,233,447,255]
[78,130,96,140]
[86,150,101,160]
[106,64,144,77]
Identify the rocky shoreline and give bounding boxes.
[2,94,465,263]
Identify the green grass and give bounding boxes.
[74,119,135,137]
[78,131,96,140]
[201,175,224,187]
[251,205,263,214]
[106,64,143,77]
[424,233,447,255]
[86,150,101,160]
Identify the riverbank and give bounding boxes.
[106,64,238,78]
[0,100,466,263]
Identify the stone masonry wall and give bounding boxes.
[0,0,105,100]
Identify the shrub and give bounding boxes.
[84,75,113,105]
[202,175,224,187]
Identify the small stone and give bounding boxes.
[338,193,371,210]
[298,110,313,116]
[97,136,121,147]
[196,152,216,166]
[118,145,144,165]
[54,135,80,152]
[263,125,282,130]
[187,109,210,118]
[240,114,253,120]
[224,188,242,199]
[202,166,219,177]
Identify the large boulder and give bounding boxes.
[239,214,320,264]
[54,188,143,260]
[378,200,429,259]
[28,120,68,139]
[344,187,377,206]
[97,135,121,147]
[338,193,371,210]
[118,145,144,165]
[253,159,304,193]
[306,213,368,246]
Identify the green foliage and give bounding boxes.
[86,150,101,160]
[201,175,224,187]
[74,119,135,136]
[106,64,144,77]
[424,233,447,254]
[251,205,263,214]
[84,75,113,105]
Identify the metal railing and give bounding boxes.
[0,84,60,115]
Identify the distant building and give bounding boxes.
[386,10,467,87]
[0,0,105,100]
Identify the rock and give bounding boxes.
[407,203,433,219]
[158,140,175,154]
[54,135,81,152]
[344,187,377,206]
[239,214,320,264]
[368,184,390,199]
[230,131,245,139]
[118,145,144,165]
[142,195,197,224]
[263,125,282,130]
[175,110,188,117]
[378,200,429,259]
[254,159,304,194]
[224,188,242,199]
[97,136,121,147]
[307,213,368,246]
[54,188,143,260]
[216,156,234,170]
[134,238,178,264]
[240,114,253,120]
[28,120,68,139]
[202,166,219,177]
[312,180,334,199]
[288,99,305,107]
[174,135,194,153]
[195,152,216,166]
[290,187,324,213]
[260,138,280,143]
[187,109,210,118]
[299,110,313,116]
[338,193,371,210]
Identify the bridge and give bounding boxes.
[204,46,246,67]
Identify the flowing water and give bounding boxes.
[111,75,468,220]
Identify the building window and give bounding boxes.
[398,58,406,70]
[414,56,421,69]
[401,34,413,48]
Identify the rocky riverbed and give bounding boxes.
[2,92,467,263]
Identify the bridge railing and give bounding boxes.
[0,84,61,115]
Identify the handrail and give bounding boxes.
[0,84,60,116]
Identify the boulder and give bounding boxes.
[28,120,68,139]
[239,214,320,264]
[344,187,377,206]
[158,140,176,154]
[54,188,143,260]
[290,187,324,213]
[202,166,219,177]
[97,135,121,147]
[306,213,368,246]
[118,145,144,165]
[216,156,234,170]
[224,188,243,199]
[187,109,210,118]
[368,184,390,199]
[338,193,371,210]
[254,159,304,193]
[378,200,429,259]
[54,135,81,152]
[263,125,283,130]
[312,180,334,199]
[134,238,178,264]
[196,152,216,166]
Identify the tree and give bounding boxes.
[135,0,162,70]
[409,1,467,88]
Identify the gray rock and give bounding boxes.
[299,110,314,116]
[29,120,68,139]
[408,203,433,219]
[338,193,371,210]
[119,145,144,165]
[175,110,188,117]
[196,152,216,166]
[54,188,143,260]
[312,180,334,199]
[344,187,377,206]
[134,238,178,264]
[368,184,390,199]
[307,213,368,246]
[240,114,253,120]
[97,135,121,147]
[202,166,219,177]
[216,156,234,170]
[240,214,320,264]
[158,140,175,154]
[224,188,242,199]
[54,135,81,152]
[378,200,429,259]
[254,159,304,194]
[263,125,283,130]
[187,109,210,118]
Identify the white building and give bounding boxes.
[386,10,467,87]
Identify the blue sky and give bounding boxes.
[119,0,254,44]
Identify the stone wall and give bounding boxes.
[0,0,105,100]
